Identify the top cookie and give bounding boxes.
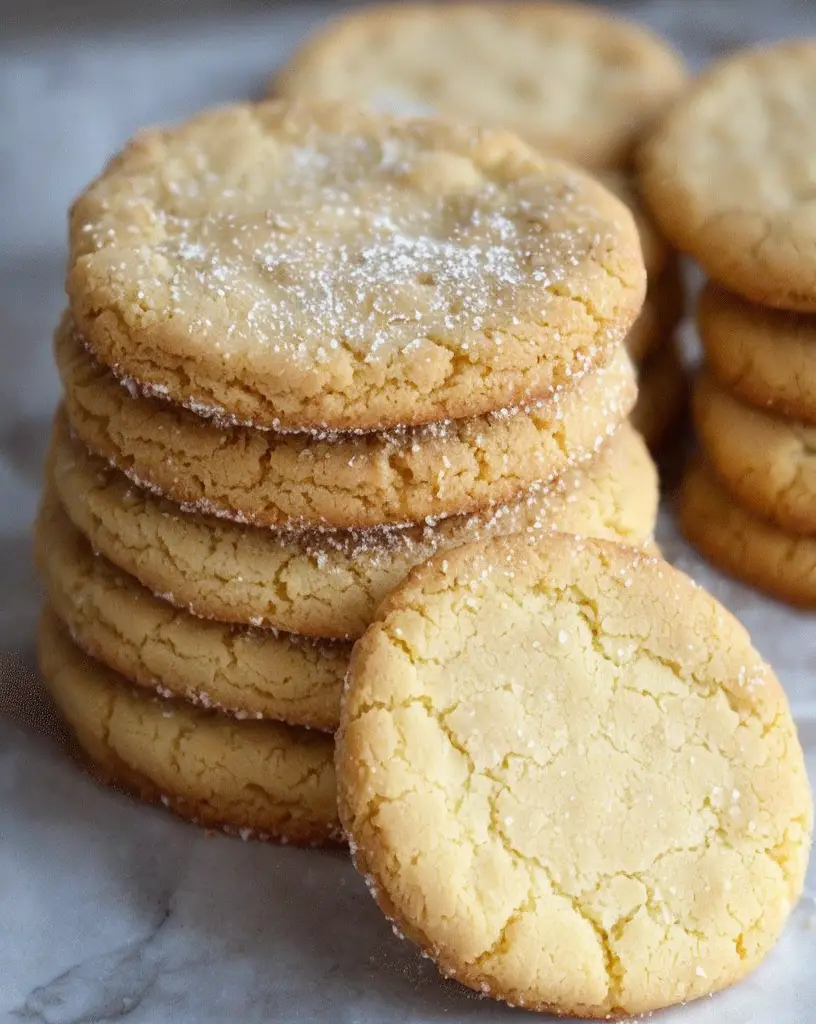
[338,534,812,1016]
[67,101,645,433]
[639,41,816,311]
[274,4,687,171]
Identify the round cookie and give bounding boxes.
[55,316,637,530]
[35,492,348,730]
[338,534,813,1017]
[625,260,684,365]
[67,100,646,433]
[693,371,816,536]
[274,5,687,171]
[38,609,342,845]
[698,281,816,423]
[50,412,657,640]
[639,41,816,311]
[630,338,688,450]
[680,458,816,608]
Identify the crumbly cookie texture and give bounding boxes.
[630,336,687,450]
[624,259,684,365]
[55,316,636,530]
[38,609,342,844]
[680,458,816,608]
[698,282,816,423]
[639,41,816,311]
[274,5,686,171]
[35,492,348,729]
[50,411,656,640]
[67,100,645,433]
[338,534,812,1017]
[693,372,816,536]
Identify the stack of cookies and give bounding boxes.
[272,1,690,450]
[640,40,816,606]
[36,100,653,843]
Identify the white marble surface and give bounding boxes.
[1,3,814,1021]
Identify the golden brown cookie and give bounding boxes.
[698,281,816,423]
[68,99,646,433]
[35,491,348,729]
[274,5,687,171]
[38,609,342,844]
[56,316,637,530]
[639,41,816,311]
[599,171,672,281]
[625,259,684,365]
[50,412,656,640]
[630,337,688,449]
[338,534,813,1016]
[680,457,816,608]
[693,371,816,536]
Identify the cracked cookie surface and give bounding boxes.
[680,458,816,608]
[630,335,687,450]
[38,609,342,844]
[50,412,656,640]
[699,281,816,423]
[67,99,645,432]
[56,316,636,530]
[36,491,348,729]
[639,41,816,311]
[337,533,812,1016]
[274,5,686,171]
[693,371,816,536]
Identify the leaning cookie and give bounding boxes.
[680,458,816,608]
[50,412,656,640]
[35,492,348,730]
[639,41,816,311]
[338,533,812,1016]
[38,609,342,844]
[56,316,637,530]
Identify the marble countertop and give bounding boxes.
[1,3,814,1021]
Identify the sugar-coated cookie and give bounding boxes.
[639,41,816,311]
[38,609,342,844]
[693,371,816,536]
[50,412,656,640]
[338,534,812,1016]
[56,316,636,530]
[680,458,816,608]
[630,337,688,450]
[35,492,348,729]
[698,281,816,423]
[68,100,645,432]
[275,5,686,171]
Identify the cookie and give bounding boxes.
[598,171,671,281]
[56,316,637,530]
[49,412,656,640]
[35,491,348,730]
[698,281,816,423]
[680,457,816,608]
[630,337,688,449]
[38,609,342,845]
[639,41,816,311]
[274,5,686,171]
[67,100,645,433]
[693,371,816,536]
[625,259,684,365]
[338,534,813,1017]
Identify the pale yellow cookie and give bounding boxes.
[56,316,637,530]
[274,5,687,171]
[50,411,656,640]
[639,41,816,311]
[680,457,816,608]
[698,281,816,423]
[693,371,816,536]
[68,99,645,432]
[338,534,813,1016]
[625,259,684,365]
[38,609,342,844]
[35,491,348,729]
[630,337,688,449]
